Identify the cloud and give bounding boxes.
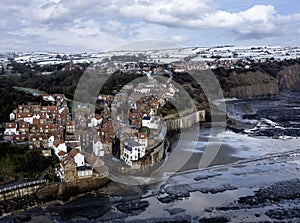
[0,0,299,51]
[171,35,187,43]
[120,3,299,38]
[119,0,213,26]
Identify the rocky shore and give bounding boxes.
[0,176,109,220]
[226,90,300,138]
[1,145,299,222]
[35,176,109,202]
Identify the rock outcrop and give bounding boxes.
[35,176,109,202]
[277,64,300,90]
[212,59,300,99]
[226,70,279,98]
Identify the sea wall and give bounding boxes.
[0,185,44,202]
[165,110,205,131]
[0,178,107,203]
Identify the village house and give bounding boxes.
[29,134,41,149]
[9,112,15,121]
[121,138,146,167]
[13,134,27,143]
[4,123,17,135]
[18,122,29,135]
[141,115,160,130]
[52,140,67,157]
[23,113,34,124]
[60,157,77,182]
[93,134,104,157]
[5,94,70,148]
[89,116,102,127]
[77,166,93,178]
[69,148,85,167]
[57,150,67,160]
[55,146,97,182]
[66,121,75,134]
[65,135,81,150]
[48,135,55,148]
[42,150,52,157]
[134,132,148,148]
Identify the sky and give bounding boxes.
[0,0,299,52]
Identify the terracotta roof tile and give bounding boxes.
[69,148,79,158]
[58,150,67,156]
[6,123,16,129]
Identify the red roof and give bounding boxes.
[60,156,73,167]
[137,132,147,139]
[69,148,79,158]
[6,123,16,129]
[23,113,33,118]
[54,139,61,147]
[19,122,29,128]
[58,150,67,156]
[66,121,75,126]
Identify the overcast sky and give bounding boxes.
[1,0,299,52]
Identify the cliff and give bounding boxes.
[226,70,279,98]
[277,64,300,90]
[213,59,300,99]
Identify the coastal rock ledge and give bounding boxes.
[35,177,109,202]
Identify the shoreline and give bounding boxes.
[3,145,300,222]
[1,114,300,221]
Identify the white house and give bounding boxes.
[74,153,85,167]
[4,123,17,135]
[122,139,146,166]
[53,142,67,156]
[93,135,104,156]
[142,115,159,130]
[42,95,55,102]
[9,112,15,121]
[48,136,55,148]
[90,117,103,127]
[77,166,93,177]
[23,114,33,124]
[33,113,40,120]
[70,149,85,167]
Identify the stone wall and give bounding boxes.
[0,177,108,203]
[0,185,43,201]
[131,140,165,170]
[165,110,204,131]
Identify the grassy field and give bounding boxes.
[13,86,47,95]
